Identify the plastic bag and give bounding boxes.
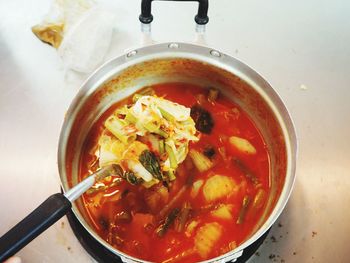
[32,0,116,73]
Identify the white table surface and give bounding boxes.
[1,0,349,262]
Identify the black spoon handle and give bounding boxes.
[0,193,71,261]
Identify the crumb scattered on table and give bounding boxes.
[300,84,308,90]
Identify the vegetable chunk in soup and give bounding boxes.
[79,83,270,262]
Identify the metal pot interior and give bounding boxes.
[58,43,296,262]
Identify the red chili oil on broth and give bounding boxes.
[79,83,270,262]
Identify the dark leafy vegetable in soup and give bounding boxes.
[79,83,270,262]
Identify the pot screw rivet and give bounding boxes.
[210,50,221,57]
[168,43,179,49]
[126,50,137,58]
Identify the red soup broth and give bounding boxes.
[79,83,270,262]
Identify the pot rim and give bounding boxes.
[58,42,297,263]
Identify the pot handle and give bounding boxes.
[139,0,209,25]
[0,193,71,261]
[138,0,209,45]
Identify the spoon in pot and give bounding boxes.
[0,164,119,262]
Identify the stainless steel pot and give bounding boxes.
[58,1,297,262]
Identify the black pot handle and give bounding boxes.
[0,193,71,262]
[139,0,209,25]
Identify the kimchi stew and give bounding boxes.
[78,83,270,262]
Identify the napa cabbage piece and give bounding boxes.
[189,149,213,172]
[134,95,191,122]
[96,94,199,187]
[98,134,126,167]
[122,141,149,161]
[105,116,137,144]
[125,159,153,182]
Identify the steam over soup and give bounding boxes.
[79,83,270,262]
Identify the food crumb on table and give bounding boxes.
[300,84,308,90]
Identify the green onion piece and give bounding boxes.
[159,140,165,155]
[153,128,169,138]
[253,189,265,209]
[156,208,180,237]
[232,158,259,185]
[175,202,191,232]
[165,144,178,169]
[168,169,176,181]
[158,107,175,122]
[236,195,251,224]
[143,121,160,133]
